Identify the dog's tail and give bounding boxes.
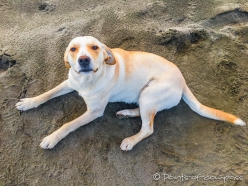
[182,84,246,126]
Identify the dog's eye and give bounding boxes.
[70,47,76,52]
[92,46,98,50]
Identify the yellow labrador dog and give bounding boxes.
[16,36,246,151]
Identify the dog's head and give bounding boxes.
[64,36,116,74]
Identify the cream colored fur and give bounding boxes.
[16,36,246,151]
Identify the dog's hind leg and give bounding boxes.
[120,106,155,151]
[119,82,158,151]
[120,73,183,151]
[116,108,140,119]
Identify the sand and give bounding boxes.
[0,0,247,185]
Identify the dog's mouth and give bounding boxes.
[79,69,93,73]
[74,68,98,74]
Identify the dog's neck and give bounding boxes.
[69,68,94,86]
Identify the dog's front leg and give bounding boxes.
[16,80,73,111]
[40,109,104,149]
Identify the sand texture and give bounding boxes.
[0,0,248,185]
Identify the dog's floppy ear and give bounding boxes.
[64,47,71,68]
[103,45,116,65]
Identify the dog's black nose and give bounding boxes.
[78,56,91,67]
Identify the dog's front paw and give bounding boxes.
[120,137,137,151]
[40,132,61,149]
[15,98,39,111]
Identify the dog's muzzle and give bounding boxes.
[76,55,98,73]
[78,55,91,68]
